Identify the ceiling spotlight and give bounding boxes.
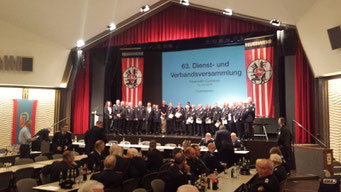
[270,19,281,27]
[76,40,85,47]
[223,9,233,16]
[180,0,189,6]
[140,5,150,12]
[107,23,116,31]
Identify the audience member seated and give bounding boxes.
[199,133,214,147]
[109,144,130,174]
[52,124,72,154]
[248,159,280,192]
[42,151,79,182]
[231,132,243,149]
[269,146,289,173]
[270,154,287,183]
[184,147,209,179]
[182,140,191,151]
[165,152,193,192]
[125,148,147,178]
[202,143,225,173]
[191,144,202,159]
[146,140,163,172]
[88,140,106,172]
[91,155,123,189]
[78,180,104,192]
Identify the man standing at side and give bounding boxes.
[52,124,72,154]
[18,120,37,158]
[214,125,234,167]
[277,117,292,171]
[85,120,107,155]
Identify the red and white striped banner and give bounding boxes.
[244,36,274,118]
[122,57,144,107]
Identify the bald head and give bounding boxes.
[256,159,274,178]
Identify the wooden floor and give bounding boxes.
[285,180,320,192]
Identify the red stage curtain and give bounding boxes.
[295,40,315,143]
[72,52,90,134]
[97,5,275,48]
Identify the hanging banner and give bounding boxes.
[121,53,144,107]
[12,99,38,144]
[244,35,274,118]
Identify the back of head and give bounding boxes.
[109,144,123,157]
[149,140,157,149]
[174,152,185,165]
[62,151,73,160]
[104,155,117,170]
[177,184,199,192]
[269,146,283,156]
[95,140,104,150]
[78,180,104,192]
[172,148,182,158]
[127,148,140,158]
[208,143,216,152]
[219,125,226,130]
[269,153,282,164]
[96,120,103,127]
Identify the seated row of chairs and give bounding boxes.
[9,152,80,166]
[0,167,35,192]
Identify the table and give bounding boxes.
[207,168,256,192]
[33,175,91,192]
[72,142,250,155]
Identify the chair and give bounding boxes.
[122,178,140,192]
[156,170,168,182]
[141,172,159,192]
[40,140,50,154]
[279,179,287,192]
[159,162,171,171]
[34,155,48,162]
[39,172,50,184]
[13,167,34,184]
[52,154,63,159]
[0,171,12,192]
[104,186,122,192]
[16,178,37,192]
[15,158,34,165]
[151,179,165,192]
[141,141,150,146]
[133,188,147,192]
[165,143,177,148]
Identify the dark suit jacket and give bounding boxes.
[202,151,225,173]
[84,126,107,154]
[91,169,123,189]
[146,149,163,172]
[113,155,130,175]
[199,138,214,147]
[87,150,106,171]
[277,126,292,151]
[214,129,233,152]
[126,156,147,179]
[232,139,243,149]
[186,157,209,179]
[165,165,193,192]
[52,132,72,154]
[152,109,161,123]
[273,165,287,183]
[42,161,78,182]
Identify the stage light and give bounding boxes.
[140,5,150,12]
[76,40,85,47]
[180,0,189,6]
[270,19,281,27]
[223,9,233,16]
[107,23,116,31]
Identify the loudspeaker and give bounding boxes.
[327,26,341,50]
[280,29,297,56]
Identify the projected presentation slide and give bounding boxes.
[162,45,247,106]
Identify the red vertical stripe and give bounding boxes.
[12,99,18,145]
[31,100,38,136]
[138,57,144,105]
[122,58,128,102]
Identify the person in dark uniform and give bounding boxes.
[166,103,175,135]
[145,102,153,135]
[202,143,225,173]
[277,117,292,171]
[214,125,234,167]
[32,127,52,151]
[125,148,147,179]
[199,133,214,147]
[269,154,287,183]
[231,132,243,149]
[243,97,256,140]
[125,102,135,135]
[52,124,72,154]
[196,104,206,136]
[235,102,245,140]
[248,159,280,192]
[221,103,230,131]
[88,140,107,172]
[165,152,193,192]
[184,147,209,180]
[212,103,222,135]
[90,155,123,189]
[112,100,121,135]
[145,140,163,172]
[134,101,146,135]
[190,105,197,136]
[229,103,237,133]
[152,105,162,134]
[205,105,213,135]
[175,105,185,135]
[184,105,194,135]
[104,100,113,133]
[269,146,289,174]
[84,120,107,155]
[116,101,126,135]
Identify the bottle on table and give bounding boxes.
[59,171,63,185]
[138,138,141,145]
[83,164,88,181]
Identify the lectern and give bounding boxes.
[294,144,333,177]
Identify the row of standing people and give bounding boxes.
[104,98,256,139]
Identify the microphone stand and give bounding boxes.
[292,120,326,148]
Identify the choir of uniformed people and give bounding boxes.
[104,98,256,140]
